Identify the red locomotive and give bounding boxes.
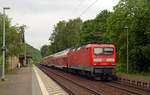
[40,44,117,80]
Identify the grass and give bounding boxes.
[0,77,13,84]
[117,72,150,78]
[116,63,150,78]
[0,67,19,84]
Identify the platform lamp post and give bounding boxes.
[124,26,129,74]
[24,32,26,65]
[1,7,10,81]
[21,25,26,66]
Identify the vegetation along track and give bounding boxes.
[38,65,150,95]
[38,65,101,95]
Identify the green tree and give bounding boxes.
[40,45,49,57]
[49,18,82,53]
[107,0,150,72]
[81,10,111,44]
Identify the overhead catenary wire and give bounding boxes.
[79,0,98,17]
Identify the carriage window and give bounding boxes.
[77,47,81,50]
[87,48,89,55]
[70,49,74,52]
[94,47,103,55]
[73,49,76,51]
[104,47,114,55]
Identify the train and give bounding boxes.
[40,44,117,80]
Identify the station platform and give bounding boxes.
[0,65,68,95]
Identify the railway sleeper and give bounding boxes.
[116,77,150,89]
[131,80,136,85]
[142,82,147,88]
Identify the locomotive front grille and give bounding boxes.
[94,68,113,73]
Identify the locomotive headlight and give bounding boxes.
[106,58,115,62]
[93,58,102,62]
[93,63,96,65]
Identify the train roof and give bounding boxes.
[41,55,53,60]
[53,49,70,58]
[41,44,115,60]
[86,44,115,48]
[70,44,115,49]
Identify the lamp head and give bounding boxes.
[3,7,10,10]
[124,26,128,29]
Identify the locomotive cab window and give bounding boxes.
[104,47,114,55]
[87,48,89,55]
[94,47,103,55]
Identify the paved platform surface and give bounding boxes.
[33,65,68,95]
[0,66,33,95]
[0,65,68,95]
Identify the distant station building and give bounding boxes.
[19,55,33,66]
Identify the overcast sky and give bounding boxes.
[0,0,119,50]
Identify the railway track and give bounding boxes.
[109,81,150,94]
[38,65,101,95]
[38,65,150,95]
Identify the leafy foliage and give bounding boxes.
[0,13,42,72]
[40,45,50,57]
[0,13,25,58]
[41,18,82,57]
[106,0,150,72]
[81,10,112,44]
[26,44,42,63]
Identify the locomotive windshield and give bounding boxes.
[94,47,114,55]
[103,47,114,55]
[94,47,103,55]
